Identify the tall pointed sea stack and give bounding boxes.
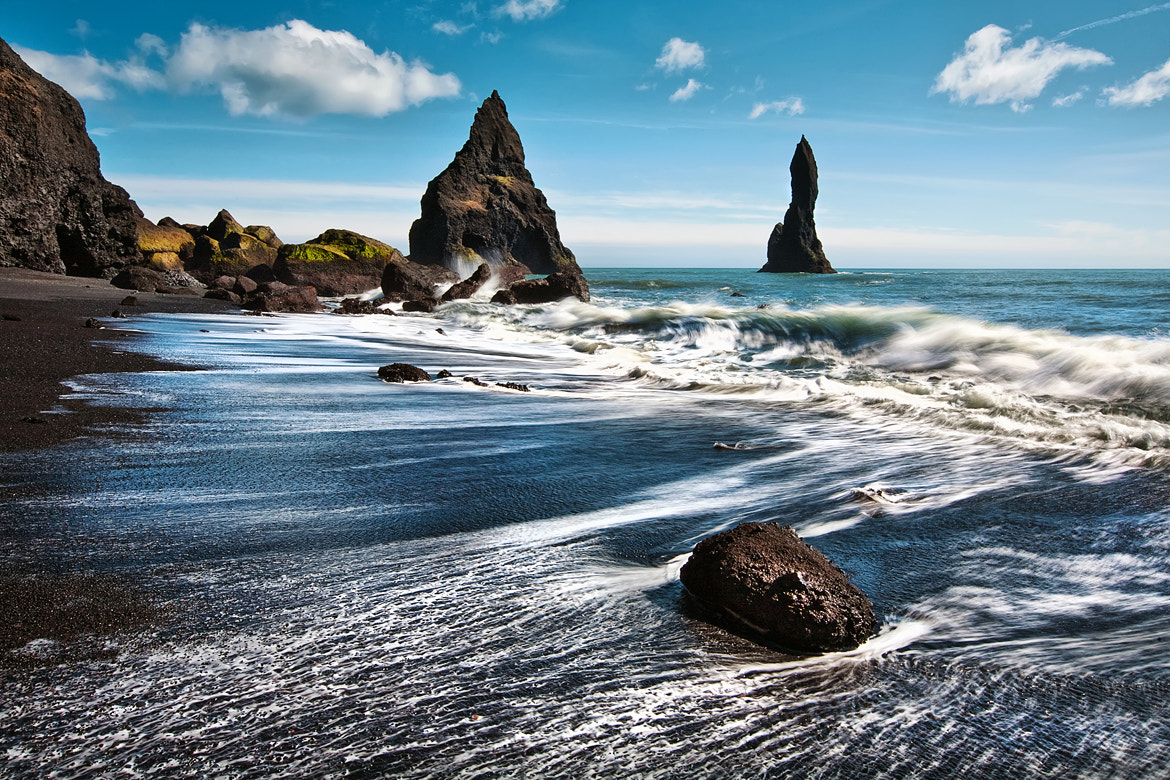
[0,36,142,276]
[759,135,835,274]
[408,91,581,277]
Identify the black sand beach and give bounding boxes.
[0,268,232,657]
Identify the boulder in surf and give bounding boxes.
[679,522,876,654]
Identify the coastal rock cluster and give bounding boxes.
[680,522,876,654]
[759,136,835,274]
[0,37,142,277]
[1,35,588,308]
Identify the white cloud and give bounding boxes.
[433,20,473,36]
[135,33,168,57]
[1051,90,1084,107]
[669,78,704,102]
[1104,58,1170,107]
[655,37,705,73]
[12,45,164,100]
[932,24,1111,112]
[749,98,805,118]
[494,0,562,22]
[166,20,460,118]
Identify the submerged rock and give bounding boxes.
[679,522,876,654]
[0,37,143,276]
[759,136,835,274]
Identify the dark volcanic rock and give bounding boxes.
[336,297,393,316]
[679,522,876,654]
[759,136,835,274]
[110,266,166,293]
[442,262,492,301]
[491,270,590,305]
[381,258,458,304]
[377,363,431,383]
[276,229,405,296]
[242,282,322,313]
[408,91,584,283]
[0,37,143,276]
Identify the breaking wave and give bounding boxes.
[436,299,1170,470]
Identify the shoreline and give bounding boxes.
[0,267,234,453]
[1,268,238,658]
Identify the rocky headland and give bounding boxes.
[0,38,142,277]
[759,136,835,274]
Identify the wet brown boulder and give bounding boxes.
[679,522,876,654]
[381,258,459,304]
[442,262,492,301]
[408,91,584,285]
[242,282,322,313]
[491,269,590,305]
[110,266,166,293]
[377,363,431,383]
[759,136,835,274]
[0,37,143,276]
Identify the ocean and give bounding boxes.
[3,267,1169,778]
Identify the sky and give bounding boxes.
[2,0,1169,268]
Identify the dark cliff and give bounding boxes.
[0,36,142,276]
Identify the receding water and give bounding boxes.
[2,268,1169,778]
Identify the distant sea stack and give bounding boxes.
[0,36,142,276]
[759,136,835,274]
[408,91,582,279]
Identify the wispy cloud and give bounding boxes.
[433,20,474,36]
[1051,90,1084,107]
[669,78,704,102]
[1104,58,1170,107]
[494,0,562,22]
[166,20,461,118]
[932,24,1111,112]
[12,45,164,100]
[655,38,705,73]
[749,98,805,118]
[1057,2,1170,39]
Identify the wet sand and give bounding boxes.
[0,267,232,453]
[0,267,231,658]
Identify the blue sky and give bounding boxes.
[3,0,1169,268]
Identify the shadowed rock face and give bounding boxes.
[759,136,835,274]
[408,91,581,278]
[680,522,876,654]
[0,37,142,276]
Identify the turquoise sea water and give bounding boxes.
[2,267,1169,778]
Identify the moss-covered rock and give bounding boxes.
[206,209,246,242]
[136,217,195,258]
[145,252,184,272]
[245,225,283,249]
[275,229,406,296]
